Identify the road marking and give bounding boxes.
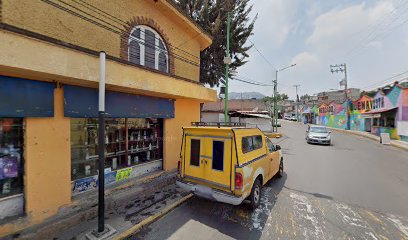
[387,214,408,238]
[336,203,378,240]
[289,192,326,240]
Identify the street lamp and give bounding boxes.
[273,63,296,132]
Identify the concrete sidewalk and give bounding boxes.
[325,126,408,151]
[6,171,190,240]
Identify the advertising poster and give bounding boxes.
[72,176,97,195]
[0,156,18,180]
[116,167,132,182]
[105,171,117,185]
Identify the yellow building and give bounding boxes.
[0,0,215,236]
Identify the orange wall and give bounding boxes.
[24,87,71,221]
[163,99,201,171]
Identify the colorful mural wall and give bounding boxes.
[301,83,408,142]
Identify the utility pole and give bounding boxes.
[273,64,296,132]
[223,11,231,124]
[273,71,278,132]
[293,84,300,122]
[330,64,349,130]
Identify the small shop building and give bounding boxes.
[0,0,215,236]
[363,83,408,140]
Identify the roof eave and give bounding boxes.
[161,0,213,50]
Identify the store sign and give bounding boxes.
[0,156,18,180]
[116,167,132,182]
[361,114,381,119]
[72,176,98,194]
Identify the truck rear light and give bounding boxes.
[235,173,243,189]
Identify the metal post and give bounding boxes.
[224,11,231,124]
[293,85,300,122]
[344,64,350,130]
[98,51,106,233]
[273,71,278,132]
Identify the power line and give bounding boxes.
[360,69,408,90]
[248,38,277,70]
[344,1,408,59]
[40,0,201,67]
[73,0,201,60]
[231,77,273,86]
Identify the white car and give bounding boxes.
[306,125,332,145]
[273,119,281,127]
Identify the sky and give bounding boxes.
[226,0,408,100]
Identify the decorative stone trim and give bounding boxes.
[120,16,175,75]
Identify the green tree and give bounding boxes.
[174,0,256,86]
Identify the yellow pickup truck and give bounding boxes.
[176,126,283,209]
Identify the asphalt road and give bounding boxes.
[132,121,408,240]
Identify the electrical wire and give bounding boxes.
[40,0,201,68]
[360,70,408,91]
[248,38,277,70]
[72,0,201,60]
[231,77,273,86]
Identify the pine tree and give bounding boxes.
[175,0,256,87]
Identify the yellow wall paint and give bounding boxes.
[0,30,216,102]
[1,0,210,82]
[24,88,71,221]
[163,99,201,171]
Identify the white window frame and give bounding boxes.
[128,25,169,73]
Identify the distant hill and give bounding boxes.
[229,92,265,100]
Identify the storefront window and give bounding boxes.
[0,118,24,198]
[71,118,163,180]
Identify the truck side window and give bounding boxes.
[242,137,252,153]
[190,139,200,166]
[266,138,275,152]
[242,135,263,153]
[212,141,224,171]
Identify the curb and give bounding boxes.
[115,193,193,239]
[327,127,408,151]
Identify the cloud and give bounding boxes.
[306,1,394,55]
[251,0,298,49]
[290,52,320,70]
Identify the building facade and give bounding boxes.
[0,0,215,236]
[301,82,408,142]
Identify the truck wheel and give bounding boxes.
[276,158,284,178]
[248,179,261,209]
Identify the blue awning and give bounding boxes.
[64,85,174,118]
[0,76,54,117]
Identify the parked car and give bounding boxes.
[306,125,332,145]
[177,126,284,209]
[289,116,297,121]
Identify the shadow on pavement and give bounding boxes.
[133,174,287,240]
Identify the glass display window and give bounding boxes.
[0,118,24,198]
[71,118,163,181]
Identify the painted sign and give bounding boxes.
[105,171,117,185]
[115,167,132,181]
[72,176,98,194]
[0,156,18,180]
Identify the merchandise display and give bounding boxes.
[71,118,163,180]
[0,118,23,198]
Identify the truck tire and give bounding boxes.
[276,158,284,178]
[248,179,261,209]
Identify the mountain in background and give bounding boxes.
[229,92,266,100]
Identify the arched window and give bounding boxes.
[128,25,169,73]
